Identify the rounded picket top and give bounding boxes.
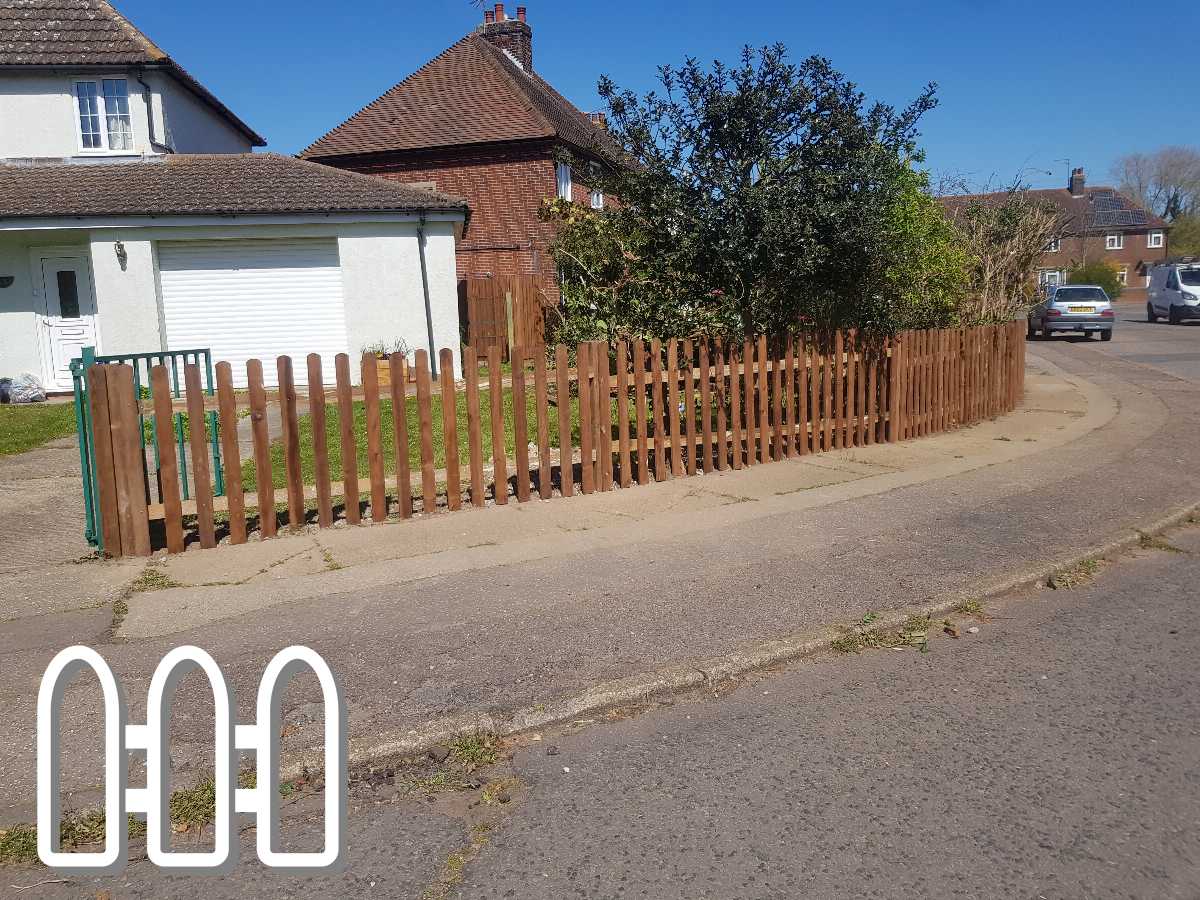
[142,645,236,871]
[36,645,127,873]
[254,645,346,871]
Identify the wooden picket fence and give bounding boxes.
[85,321,1025,557]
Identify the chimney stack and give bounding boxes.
[1068,167,1086,197]
[588,111,607,128]
[479,2,533,72]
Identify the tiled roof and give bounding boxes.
[301,33,619,161]
[0,0,266,145]
[941,186,1169,233]
[0,153,469,219]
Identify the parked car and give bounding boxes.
[1027,284,1115,341]
[1146,260,1200,324]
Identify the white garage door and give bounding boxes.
[159,238,349,387]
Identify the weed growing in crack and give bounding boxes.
[450,732,500,772]
[1048,557,1101,590]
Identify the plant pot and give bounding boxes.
[374,356,392,389]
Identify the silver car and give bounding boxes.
[1028,284,1114,341]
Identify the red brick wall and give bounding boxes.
[1037,228,1169,301]
[337,140,562,303]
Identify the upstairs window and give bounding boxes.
[74,79,133,152]
[1046,238,1060,253]
[590,189,604,210]
[556,162,572,200]
[1148,230,1164,249]
[1105,233,1124,250]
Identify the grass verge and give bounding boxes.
[0,402,76,456]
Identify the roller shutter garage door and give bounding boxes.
[159,238,349,387]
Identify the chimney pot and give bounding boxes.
[516,5,526,21]
[494,3,505,20]
[1068,167,1086,196]
[483,9,494,23]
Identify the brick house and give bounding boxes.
[301,4,616,306]
[945,168,1170,301]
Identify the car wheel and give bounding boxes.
[1147,303,1158,323]
[1169,306,1181,326]
[1100,330,1113,342]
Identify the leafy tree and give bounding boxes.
[1169,214,1200,257]
[943,186,1064,321]
[1068,260,1123,299]
[1111,147,1200,221]
[546,45,939,341]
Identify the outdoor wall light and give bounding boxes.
[0,276,13,288]
[114,240,128,271]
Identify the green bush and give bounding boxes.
[1068,260,1124,300]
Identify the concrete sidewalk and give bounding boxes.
[4,335,1199,826]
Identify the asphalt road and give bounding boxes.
[449,527,1200,899]
[36,521,1200,899]
[1082,305,1200,383]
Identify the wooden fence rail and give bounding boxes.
[86,321,1025,557]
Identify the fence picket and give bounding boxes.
[439,348,461,511]
[650,340,666,481]
[667,339,684,477]
[86,365,122,554]
[798,335,811,456]
[699,340,714,474]
[758,335,771,463]
[728,342,743,470]
[596,342,613,490]
[247,359,276,536]
[464,348,485,507]
[276,356,304,529]
[151,365,185,553]
[512,350,531,502]
[554,345,573,496]
[215,362,246,543]
[633,340,649,485]
[577,342,595,494]
[534,350,552,500]
[184,364,216,548]
[742,339,757,466]
[715,340,729,471]
[306,354,333,528]
[616,340,632,487]
[414,350,437,511]
[389,352,413,518]
[362,352,389,520]
[334,353,359,525]
[683,339,697,476]
[771,336,783,461]
[489,346,508,504]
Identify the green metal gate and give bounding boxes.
[72,346,226,551]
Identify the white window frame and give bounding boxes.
[1117,266,1128,286]
[1105,233,1124,250]
[72,78,136,154]
[556,162,572,201]
[590,189,604,210]
[1046,238,1060,253]
[1148,230,1164,249]
[1039,269,1062,286]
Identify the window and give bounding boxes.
[590,189,604,210]
[1046,238,1060,253]
[556,162,572,201]
[55,270,80,318]
[1039,269,1061,286]
[1167,271,1180,290]
[73,79,133,152]
[1181,269,1200,287]
[1105,233,1123,250]
[1148,230,1164,249]
[1117,267,1128,286]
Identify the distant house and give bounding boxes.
[944,168,1169,301]
[0,0,467,390]
[301,3,617,304]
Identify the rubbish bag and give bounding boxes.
[9,372,47,403]
[0,378,11,404]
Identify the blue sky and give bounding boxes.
[123,0,1197,191]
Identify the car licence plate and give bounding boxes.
[1068,305,1093,313]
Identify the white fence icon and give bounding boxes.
[36,644,346,874]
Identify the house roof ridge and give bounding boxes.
[468,34,557,136]
[94,0,167,61]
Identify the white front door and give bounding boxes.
[37,255,99,391]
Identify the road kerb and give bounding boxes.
[282,500,1199,781]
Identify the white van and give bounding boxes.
[1147,260,1200,324]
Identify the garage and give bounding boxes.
[158,237,350,387]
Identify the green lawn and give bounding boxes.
[241,384,590,491]
[0,402,77,455]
